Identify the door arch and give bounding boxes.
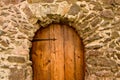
[31,24,85,80]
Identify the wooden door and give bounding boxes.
[31,24,84,80]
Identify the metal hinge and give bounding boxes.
[32,38,56,42]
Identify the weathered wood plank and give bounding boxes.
[32,27,51,80]
[54,24,64,80]
[50,24,56,80]
[73,30,84,80]
[64,25,75,80]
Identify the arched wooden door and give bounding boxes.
[31,24,84,80]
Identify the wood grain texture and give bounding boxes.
[31,24,84,80]
[64,25,75,80]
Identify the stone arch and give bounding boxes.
[27,2,102,79]
[28,1,103,54]
[24,1,106,80]
[0,0,119,80]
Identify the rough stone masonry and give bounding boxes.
[0,0,120,80]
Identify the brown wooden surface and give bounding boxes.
[31,24,84,80]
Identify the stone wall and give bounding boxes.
[0,0,120,80]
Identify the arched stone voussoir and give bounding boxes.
[32,13,90,42]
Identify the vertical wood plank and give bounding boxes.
[54,24,64,80]
[50,24,56,80]
[64,25,75,80]
[31,27,51,80]
[41,26,51,80]
[31,29,43,80]
[73,30,84,80]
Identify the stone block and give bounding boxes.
[22,5,33,18]
[109,41,117,48]
[0,12,9,17]
[27,0,40,3]
[100,21,110,26]
[91,17,102,27]
[7,56,25,63]
[116,47,120,51]
[87,57,117,68]
[90,1,103,11]
[101,9,114,19]
[42,0,54,3]
[83,13,96,21]
[100,0,115,5]
[78,21,89,29]
[87,50,103,57]
[0,30,5,36]
[2,0,25,5]
[9,68,25,80]
[27,0,54,3]
[95,71,113,77]
[78,12,86,19]
[111,31,119,39]
[66,0,77,3]
[68,3,80,15]
[57,0,77,3]
[57,2,70,15]
[86,45,102,49]
[0,40,9,47]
